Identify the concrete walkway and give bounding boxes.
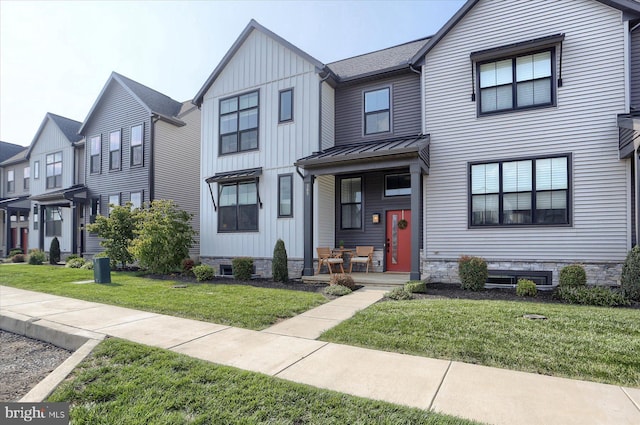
[1,284,639,425]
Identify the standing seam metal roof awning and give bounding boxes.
[204,167,263,210]
[618,115,640,159]
[0,196,31,210]
[29,185,88,204]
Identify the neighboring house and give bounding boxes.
[0,142,29,256]
[412,0,640,285]
[79,72,200,257]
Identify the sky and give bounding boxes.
[0,0,465,147]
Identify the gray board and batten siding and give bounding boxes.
[631,27,640,111]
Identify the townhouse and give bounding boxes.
[0,141,29,256]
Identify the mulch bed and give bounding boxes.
[415,282,557,303]
[145,273,329,293]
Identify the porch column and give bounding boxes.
[410,164,422,281]
[302,173,315,276]
[71,203,78,255]
[39,205,46,251]
[5,208,11,255]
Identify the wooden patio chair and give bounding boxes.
[349,246,374,273]
[316,247,344,275]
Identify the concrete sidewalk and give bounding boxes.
[1,284,639,425]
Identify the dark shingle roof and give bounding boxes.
[328,37,430,81]
[114,72,182,118]
[47,113,82,143]
[0,141,27,163]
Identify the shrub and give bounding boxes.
[28,250,46,265]
[384,287,413,301]
[559,264,586,287]
[81,262,94,270]
[324,285,352,297]
[272,239,289,283]
[232,257,253,281]
[458,255,488,291]
[87,204,138,269]
[66,254,80,261]
[620,245,640,301]
[11,254,25,263]
[182,258,195,275]
[49,237,61,264]
[516,279,537,297]
[404,281,428,294]
[554,286,630,307]
[65,258,86,268]
[329,273,356,290]
[9,248,23,257]
[193,264,215,282]
[129,200,195,274]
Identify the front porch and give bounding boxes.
[302,272,409,286]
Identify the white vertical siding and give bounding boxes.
[315,175,335,249]
[200,29,321,260]
[423,0,629,262]
[29,118,75,196]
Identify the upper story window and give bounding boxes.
[109,130,121,170]
[6,170,14,193]
[33,161,40,179]
[478,49,554,114]
[279,88,293,123]
[364,87,390,135]
[90,135,101,174]
[131,124,143,166]
[470,154,569,227]
[340,177,362,229]
[46,152,62,189]
[23,166,30,190]
[218,180,258,232]
[219,91,259,155]
[385,173,411,197]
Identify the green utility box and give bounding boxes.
[94,258,111,284]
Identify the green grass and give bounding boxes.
[49,338,481,424]
[320,298,640,387]
[0,265,325,330]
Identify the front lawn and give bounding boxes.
[49,338,481,424]
[320,298,640,387]
[0,265,326,330]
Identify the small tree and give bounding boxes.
[49,237,61,264]
[86,204,138,269]
[272,239,289,282]
[129,199,195,274]
[621,245,640,301]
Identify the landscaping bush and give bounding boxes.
[9,248,23,257]
[554,286,630,307]
[65,258,86,268]
[516,279,537,297]
[559,264,586,287]
[182,258,195,275]
[620,245,640,301]
[28,250,46,265]
[66,254,80,261]
[49,237,61,264]
[87,204,138,269]
[81,262,94,270]
[384,287,413,301]
[193,264,214,282]
[458,255,488,291]
[232,257,253,280]
[404,281,428,294]
[329,273,356,290]
[11,254,25,263]
[272,239,289,283]
[324,285,352,297]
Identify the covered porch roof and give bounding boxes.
[618,114,640,158]
[0,196,31,211]
[29,184,88,206]
[295,134,429,175]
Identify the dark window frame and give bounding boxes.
[219,90,260,156]
[131,124,144,167]
[109,129,122,171]
[46,152,63,189]
[89,135,101,174]
[33,205,39,230]
[45,207,62,237]
[23,166,30,190]
[108,193,120,216]
[130,191,143,209]
[384,173,411,197]
[363,87,391,135]
[277,174,293,218]
[279,88,294,123]
[468,153,572,228]
[217,179,259,233]
[89,197,100,224]
[340,176,363,230]
[33,160,40,179]
[476,47,556,116]
[6,169,14,193]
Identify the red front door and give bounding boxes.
[10,228,18,249]
[386,210,411,272]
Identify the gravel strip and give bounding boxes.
[0,329,72,401]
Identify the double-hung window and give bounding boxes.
[108,194,120,215]
[131,125,143,166]
[470,155,569,226]
[478,49,554,114]
[278,174,293,217]
[6,170,14,193]
[341,177,362,229]
[279,88,293,123]
[90,136,101,174]
[109,130,121,170]
[364,88,390,134]
[130,191,142,209]
[45,207,62,237]
[46,152,62,189]
[23,167,30,190]
[220,91,259,154]
[218,180,258,231]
